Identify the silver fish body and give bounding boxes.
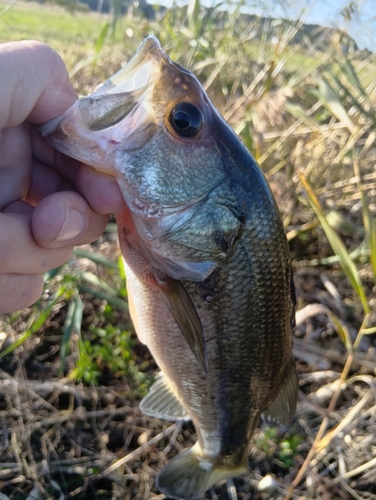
[41,37,298,500]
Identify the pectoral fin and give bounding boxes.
[140,373,190,421]
[155,275,208,373]
[262,361,298,425]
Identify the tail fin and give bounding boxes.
[156,445,248,500]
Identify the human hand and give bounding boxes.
[0,41,126,314]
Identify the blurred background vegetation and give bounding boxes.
[0,0,375,498]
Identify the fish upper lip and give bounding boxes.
[93,36,168,97]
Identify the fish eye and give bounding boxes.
[169,102,204,138]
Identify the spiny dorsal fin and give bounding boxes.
[155,275,208,373]
[262,361,298,426]
[140,373,190,421]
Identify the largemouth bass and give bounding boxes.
[41,37,298,500]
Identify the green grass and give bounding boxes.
[0,0,138,89]
[1,1,104,45]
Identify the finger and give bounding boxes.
[0,273,44,314]
[31,130,126,214]
[0,123,31,209]
[3,200,35,214]
[0,212,73,274]
[74,163,126,214]
[0,40,77,128]
[32,191,109,248]
[26,159,74,206]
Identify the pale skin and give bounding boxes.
[0,41,126,314]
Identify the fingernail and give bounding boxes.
[56,207,86,242]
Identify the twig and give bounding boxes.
[162,419,183,454]
[293,338,376,373]
[334,456,376,482]
[283,352,354,500]
[0,370,89,407]
[225,478,238,500]
[346,374,376,400]
[0,371,56,412]
[101,424,176,476]
[314,390,373,453]
[295,303,332,327]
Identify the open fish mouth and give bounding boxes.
[41,36,224,283]
[40,37,172,173]
[40,36,215,215]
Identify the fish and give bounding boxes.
[41,36,299,500]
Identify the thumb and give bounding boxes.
[32,191,109,248]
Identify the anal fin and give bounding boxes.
[140,373,191,421]
[262,361,298,426]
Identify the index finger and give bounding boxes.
[0,40,77,128]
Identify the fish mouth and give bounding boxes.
[95,36,167,96]
[40,36,171,174]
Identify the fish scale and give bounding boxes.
[41,36,298,500]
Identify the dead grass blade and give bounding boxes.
[315,389,373,451]
[101,424,177,476]
[334,456,376,483]
[354,159,376,284]
[312,75,356,133]
[297,170,370,314]
[283,352,355,500]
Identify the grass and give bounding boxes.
[0,1,376,499]
[1,0,104,64]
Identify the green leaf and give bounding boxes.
[284,102,320,130]
[60,292,83,375]
[73,248,119,270]
[77,285,128,312]
[79,271,119,296]
[327,311,352,353]
[298,170,369,314]
[94,21,110,54]
[188,0,201,38]
[360,327,376,335]
[313,76,356,133]
[0,287,67,359]
[354,161,376,284]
